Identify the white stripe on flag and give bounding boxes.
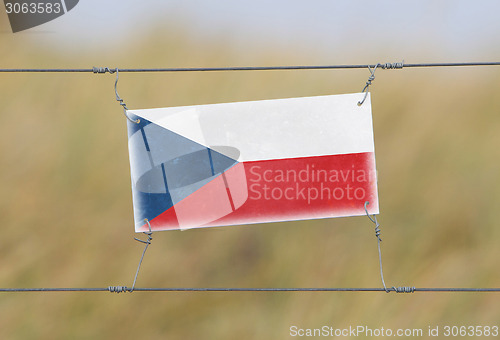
[128,93,374,162]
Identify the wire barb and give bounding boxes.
[92,67,115,74]
[108,286,129,293]
[391,286,415,293]
[380,61,404,69]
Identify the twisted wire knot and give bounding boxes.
[364,201,382,242]
[380,61,404,69]
[363,73,376,91]
[108,286,129,293]
[374,221,382,242]
[134,229,153,245]
[357,64,378,106]
[358,61,404,105]
[129,219,154,293]
[92,67,116,74]
[93,66,139,123]
[391,286,416,293]
[365,201,416,294]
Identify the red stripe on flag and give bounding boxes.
[139,152,378,231]
[209,152,378,227]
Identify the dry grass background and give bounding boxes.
[0,15,499,340]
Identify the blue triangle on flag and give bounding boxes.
[127,116,239,225]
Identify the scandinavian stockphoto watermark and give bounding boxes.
[3,0,79,33]
[289,325,499,337]
[248,164,375,204]
[290,325,424,338]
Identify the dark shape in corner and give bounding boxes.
[5,0,80,33]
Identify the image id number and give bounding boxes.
[5,2,62,14]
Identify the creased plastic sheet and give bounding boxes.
[126,93,378,232]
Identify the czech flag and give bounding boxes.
[126,93,378,232]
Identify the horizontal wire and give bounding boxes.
[0,287,499,293]
[0,62,500,73]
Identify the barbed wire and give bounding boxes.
[0,61,499,73]
[0,287,499,293]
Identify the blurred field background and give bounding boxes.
[1,2,500,339]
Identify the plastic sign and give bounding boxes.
[126,93,379,232]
